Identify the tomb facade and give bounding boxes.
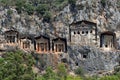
[70,20,97,46]
[100,31,116,50]
[2,23,120,52]
[19,36,34,51]
[52,37,67,53]
[0,35,5,50]
[4,30,19,46]
[35,35,50,53]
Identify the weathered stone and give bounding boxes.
[0,0,120,75]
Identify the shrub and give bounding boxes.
[115,72,120,79]
[100,75,119,80]
[43,67,58,80]
[0,51,36,80]
[56,0,65,3]
[7,9,13,15]
[67,75,82,80]
[76,5,84,10]
[84,76,98,80]
[57,63,68,80]
[36,4,49,15]
[68,0,76,4]
[15,0,26,13]
[101,0,106,3]
[43,11,52,23]
[101,0,106,7]
[0,0,12,7]
[24,3,35,15]
[114,66,120,73]
[74,67,84,77]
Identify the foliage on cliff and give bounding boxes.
[0,0,76,23]
[0,51,36,80]
[0,51,120,80]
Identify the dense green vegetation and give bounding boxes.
[101,0,106,7]
[0,51,82,80]
[0,51,120,80]
[0,0,76,23]
[0,51,36,80]
[36,64,82,80]
[37,66,120,80]
[0,52,81,80]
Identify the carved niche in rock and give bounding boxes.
[70,20,97,46]
[100,31,116,50]
[52,37,67,53]
[4,30,19,44]
[35,35,50,53]
[19,36,33,50]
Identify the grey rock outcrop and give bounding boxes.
[68,45,120,75]
[0,0,120,75]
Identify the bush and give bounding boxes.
[15,0,26,13]
[68,0,76,4]
[43,11,52,23]
[0,51,36,80]
[53,0,68,11]
[24,3,35,15]
[0,0,13,7]
[101,0,106,3]
[7,9,13,15]
[101,0,106,7]
[58,0,65,3]
[36,75,45,80]
[43,67,58,80]
[84,76,98,80]
[57,63,67,80]
[75,67,84,77]
[115,72,120,79]
[114,66,120,73]
[36,4,49,15]
[100,75,119,80]
[67,75,82,80]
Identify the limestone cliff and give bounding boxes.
[0,0,120,75]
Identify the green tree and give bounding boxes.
[36,4,49,15]
[0,51,36,80]
[101,0,106,7]
[56,0,65,3]
[57,63,67,80]
[43,11,52,23]
[43,67,58,80]
[68,0,76,5]
[100,75,119,80]
[15,0,26,13]
[74,67,84,77]
[24,3,35,15]
[28,0,40,6]
[115,72,120,79]
[84,76,98,80]
[7,9,13,15]
[0,0,15,7]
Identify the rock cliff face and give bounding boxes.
[68,46,120,75]
[0,0,120,37]
[52,0,120,74]
[0,0,120,75]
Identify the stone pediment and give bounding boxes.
[52,37,66,42]
[100,31,115,36]
[4,30,18,34]
[70,20,96,26]
[35,35,50,40]
[70,20,96,30]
